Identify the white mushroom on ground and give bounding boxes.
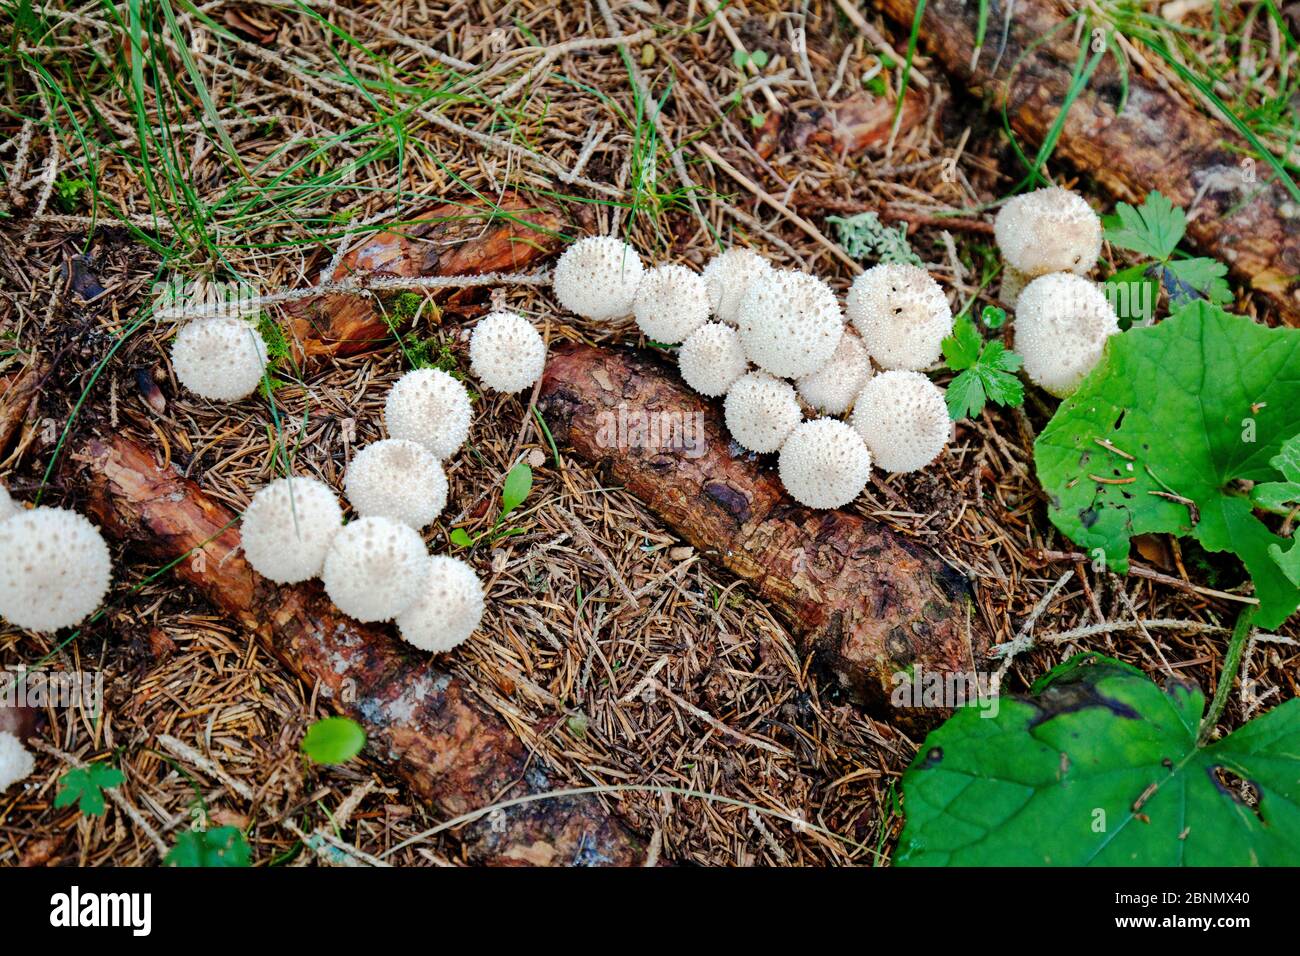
[321,515,427,622]
[736,269,844,379]
[702,248,773,325]
[384,367,472,460]
[847,263,952,371]
[0,484,15,523]
[0,731,34,793]
[345,439,448,529]
[994,186,1102,277]
[1014,273,1120,398]
[0,507,112,632]
[678,322,748,397]
[724,371,802,453]
[633,264,710,344]
[240,477,343,584]
[850,370,950,474]
[395,555,486,654]
[796,328,873,415]
[552,235,645,320]
[778,418,873,510]
[469,310,546,393]
[171,317,268,402]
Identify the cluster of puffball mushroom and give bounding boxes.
[553,236,956,510]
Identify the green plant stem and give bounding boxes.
[1198,604,1257,745]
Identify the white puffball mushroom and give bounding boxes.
[0,507,112,632]
[634,264,710,344]
[553,235,645,320]
[240,477,343,584]
[385,367,472,460]
[321,515,427,622]
[345,439,447,530]
[850,370,950,474]
[1014,273,1120,398]
[0,731,34,793]
[994,187,1102,277]
[702,248,774,325]
[0,484,15,523]
[736,270,844,379]
[847,264,953,371]
[679,322,748,397]
[396,555,486,653]
[796,328,874,415]
[724,371,802,453]
[171,317,268,402]
[778,419,873,510]
[470,310,546,393]
[1000,265,1032,309]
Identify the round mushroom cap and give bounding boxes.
[241,477,343,584]
[702,248,774,324]
[736,270,844,379]
[796,328,874,415]
[470,311,546,393]
[994,187,1102,277]
[396,555,486,653]
[345,439,448,529]
[553,236,645,320]
[321,516,427,622]
[847,264,953,371]
[0,484,15,523]
[724,371,802,453]
[0,507,112,632]
[1014,273,1119,398]
[171,317,268,402]
[385,367,472,460]
[679,322,748,397]
[779,418,873,510]
[0,731,35,793]
[634,264,710,344]
[850,370,950,474]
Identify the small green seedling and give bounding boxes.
[941,313,1024,421]
[731,48,769,70]
[301,716,366,765]
[450,461,534,549]
[54,762,125,817]
[165,826,252,867]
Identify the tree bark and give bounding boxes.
[80,433,649,867]
[877,0,1300,326]
[0,357,46,463]
[537,343,987,721]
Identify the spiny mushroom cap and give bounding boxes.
[778,418,873,510]
[0,507,112,632]
[678,322,748,397]
[553,235,645,320]
[321,516,427,622]
[396,555,486,654]
[0,484,15,523]
[470,311,546,393]
[724,371,802,453]
[634,264,710,344]
[240,477,343,584]
[994,187,1102,277]
[0,731,34,793]
[1014,273,1120,398]
[850,370,950,474]
[345,439,448,530]
[171,317,268,402]
[796,328,874,415]
[702,248,774,325]
[736,270,844,379]
[847,264,953,371]
[384,367,472,460]
[1000,265,1032,309]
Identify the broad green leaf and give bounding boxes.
[501,462,533,517]
[1272,539,1300,587]
[301,716,366,765]
[1103,190,1185,260]
[54,763,125,817]
[897,655,1300,866]
[1035,303,1300,628]
[165,827,252,867]
[448,528,475,548]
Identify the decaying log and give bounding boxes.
[81,433,648,867]
[537,343,987,719]
[878,0,1300,325]
[282,193,565,364]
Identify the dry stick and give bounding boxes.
[1032,548,1260,606]
[1037,617,1229,644]
[652,680,790,756]
[495,28,657,102]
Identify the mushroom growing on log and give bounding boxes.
[537,343,988,717]
[80,433,649,867]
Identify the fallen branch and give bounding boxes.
[537,343,988,719]
[80,433,649,867]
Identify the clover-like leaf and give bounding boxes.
[1103,190,1185,260]
[1035,303,1300,628]
[942,317,1024,420]
[165,827,252,868]
[897,654,1300,866]
[1253,432,1300,515]
[53,763,125,817]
